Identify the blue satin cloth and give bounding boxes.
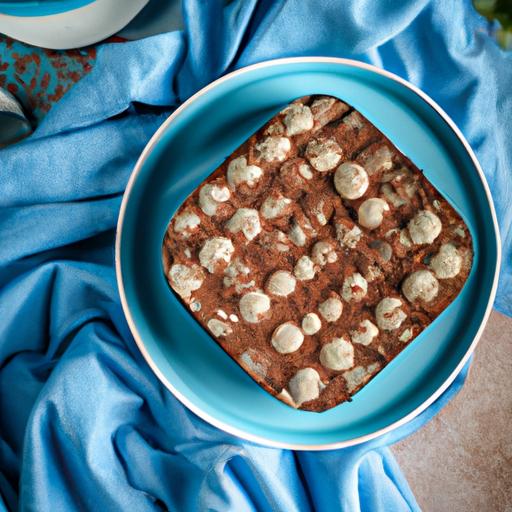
[0,1,510,511]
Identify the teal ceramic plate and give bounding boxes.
[116,58,500,450]
[0,0,148,49]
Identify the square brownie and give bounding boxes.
[162,95,473,412]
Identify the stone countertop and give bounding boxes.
[393,310,512,511]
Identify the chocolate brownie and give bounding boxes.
[161,95,473,412]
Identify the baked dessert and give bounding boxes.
[162,95,473,412]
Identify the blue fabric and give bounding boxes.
[0,0,510,510]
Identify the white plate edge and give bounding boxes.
[0,0,148,50]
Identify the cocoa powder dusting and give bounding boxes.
[161,95,473,412]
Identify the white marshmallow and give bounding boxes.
[335,222,362,248]
[430,243,462,279]
[277,388,296,407]
[320,337,354,371]
[265,122,284,136]
[305,137,343,172]
[224,258,250,279]
[385,228,399,239]
[282,103,314,136]
[365,264,383,282]
[207,318,233,337]
[399,328,413,343]
[199,237,234,273]
[288,222,307,247]
[223,259,254,293]
[260,194,292,219]
[240,350,267,377]
[198,183,230,216]
[334,162,369,199]
[399,229,412,248]
[403,180,418,199]
[344,363,380,393]
[358,198,389,229]
[298,163,313,180]
[363,146,393,175]
[227,156,263,188]
[271,322,304,354]
[380,183,407,208]
[318,296,343,322]
[402,270,439,303]
[255,136,291,162]
[381,166,412,184]
[454,225,466,238]
[288,368,325,406]
[226,208,261,241]
[266,270,296,297]
[408,210,442,244]
[311,241,338,266]
[350,319,379,346]
[168,264,204,299]
[226,279,253,292]
[342,111,364,130]
[280,160,312,188]
[301,313,322,335]
[274,230,290,252]
[190,301,201,312]
[341,272,368,302]
[260,230,290,252]
[311,97,335,117]
[312,199,328,226]
[239,291,271,323]
[174,210,201,234]
[375,297,407,331]
[294,255,316,281]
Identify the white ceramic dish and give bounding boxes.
[0,0,148,49]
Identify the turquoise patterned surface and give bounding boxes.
[0,34,97,124]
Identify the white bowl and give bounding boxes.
[0,0,149,49]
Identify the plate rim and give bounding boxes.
[115,56,501,450]
[0,0,148,50]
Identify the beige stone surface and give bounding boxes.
[393,310,512,511]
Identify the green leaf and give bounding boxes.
[474,0,512,48]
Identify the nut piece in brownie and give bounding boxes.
[162,95,473,412]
